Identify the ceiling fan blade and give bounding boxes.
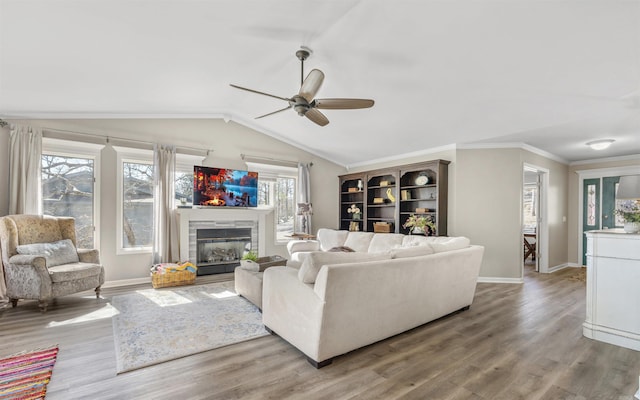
[305,108,329,126]
[299,69,324,102]
[313,98,375,109]
[229,84,291,102]
[255,105,292,119]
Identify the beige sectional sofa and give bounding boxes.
[263,229,484,367]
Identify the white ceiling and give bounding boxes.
[1,0,639,167]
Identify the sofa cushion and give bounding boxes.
[429,237,471,253]
[401,235,432,247]
[48,262,102,282]
[343,232,375,253]
[390,244,435,259]
[298,251,392,284]
[16,238,79,267]
[367,233,405,253]
[317,229,349,251]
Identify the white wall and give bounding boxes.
[0,119,346,283]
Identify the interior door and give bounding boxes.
[602,176,620,229]
[582,178,600,265]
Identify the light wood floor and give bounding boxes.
[1,267,639,400]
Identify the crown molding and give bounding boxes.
[345,144,457,171]
[457,142,569,165]
[569,153,640,167]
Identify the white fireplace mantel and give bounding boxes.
[175,207,273,262]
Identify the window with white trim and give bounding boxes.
[41,138,103,249]
[114,147,154,254]
[247,163,297,243]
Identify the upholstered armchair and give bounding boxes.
[0,215,105,312]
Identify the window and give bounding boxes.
[41,138,103,249]
[122,161,154,249]
[174,154,204,207]
[115,147,154,253]
[248,163,297,243]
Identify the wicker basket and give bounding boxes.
[151,270,196,289]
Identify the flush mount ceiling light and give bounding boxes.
[586,139,615,150]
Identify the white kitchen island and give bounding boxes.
[583,229,640,351]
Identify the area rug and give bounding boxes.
[111,282,267,373]
[0,345,59,400]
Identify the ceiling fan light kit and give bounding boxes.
[230,47,374,126]
[586,139,615,150]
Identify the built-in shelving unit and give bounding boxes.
[338,160,449,235]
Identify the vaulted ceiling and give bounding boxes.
[1,0,639,167]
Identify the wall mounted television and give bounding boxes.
[193,166,258,207]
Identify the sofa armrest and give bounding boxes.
[286,240,320,256]
[262,266,325,360]
[6,255,52,298]
[77,248,100,264]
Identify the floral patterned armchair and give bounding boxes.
[0,215,104,312]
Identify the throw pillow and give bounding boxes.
[328,246,355,252]
[298,251,392,284]
[16,239,80,267]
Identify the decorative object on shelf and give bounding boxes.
[615,200,640,233]
[415,207,430,214]
[297,202,313,233]
[373,222,392,233]
[357,179,363,191]
[403,214,436,236]
[373,197,385,204]
[386,188,396,203]
[380,180,389,187]
[401,190,411,201]
[349,221,360,231]
[414,173,430,186]
[348,187,359,193]
[347,204,361,220]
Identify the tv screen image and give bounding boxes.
[193,166,258,207]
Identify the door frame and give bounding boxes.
[523,163,549,274]
[576,165,640,265]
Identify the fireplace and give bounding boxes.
[196,228,252,275]
[175,208,272,275]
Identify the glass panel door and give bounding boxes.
[582,179,600,265]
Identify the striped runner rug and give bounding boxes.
[0,346,58,400]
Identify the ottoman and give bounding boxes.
[234,255,287,309]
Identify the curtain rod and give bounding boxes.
[42,127,210,156]
[241,153,312,168]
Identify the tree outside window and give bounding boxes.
[122,161,153,248]
[41,154,95,249]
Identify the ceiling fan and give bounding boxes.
[230,47,374,127]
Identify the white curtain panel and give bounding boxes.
[298,163,312,234]
[8,124,42,215]
[152,145,178,264]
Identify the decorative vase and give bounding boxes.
[410,227,425,235]
[352,212,361,221]
[623,222,640,233]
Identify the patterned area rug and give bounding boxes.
[0,346,59,399]
[112,282,267,373]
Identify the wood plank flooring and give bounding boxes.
[1,267,639,399]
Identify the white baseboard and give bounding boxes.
[477,277,524,284]
[547,263,583,273]
[102,277,150,289]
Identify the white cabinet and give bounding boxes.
[583,229,640,351]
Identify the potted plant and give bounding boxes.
[403,214,436,235]
[615,200,640,233]
[240,251,259,269]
